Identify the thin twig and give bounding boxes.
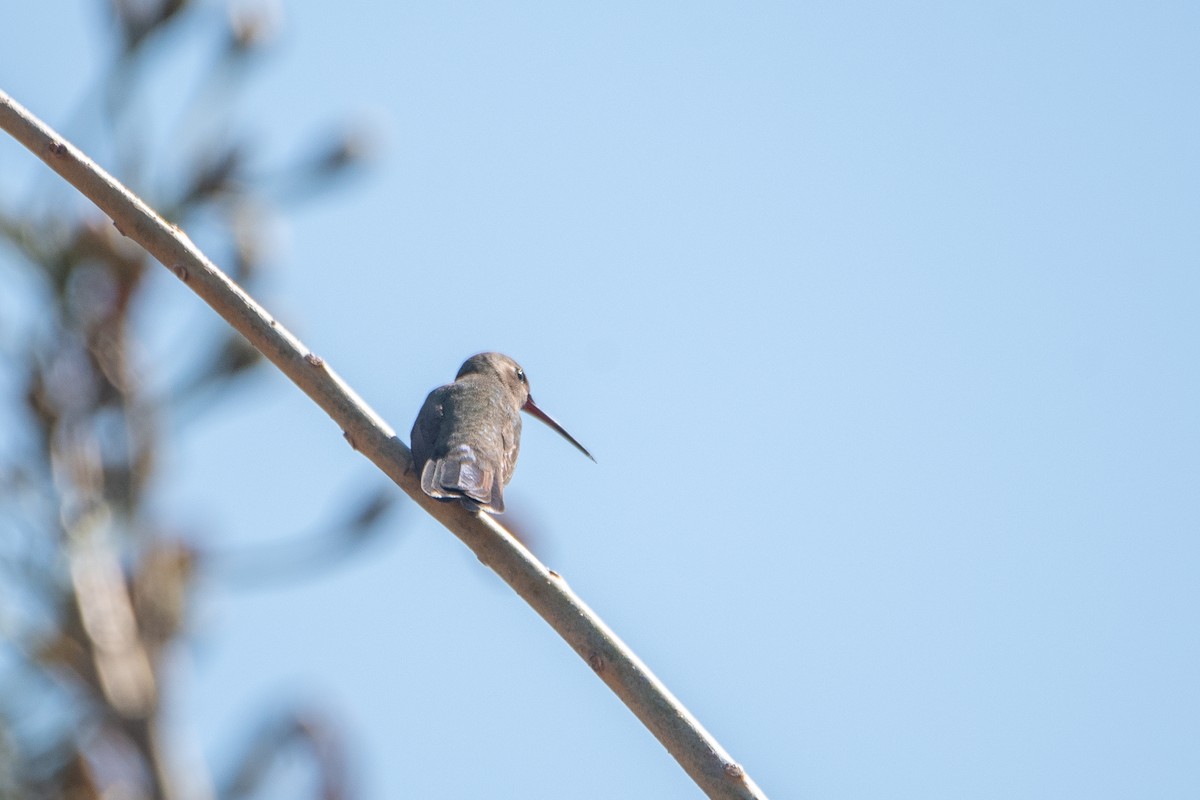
[0,89,767,800]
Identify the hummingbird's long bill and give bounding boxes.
[523,397,595,462]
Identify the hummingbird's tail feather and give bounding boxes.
[419,445,505,514]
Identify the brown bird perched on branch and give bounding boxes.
[410,353,594,514]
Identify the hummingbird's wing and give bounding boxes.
[409,387,446,473]
[500,413,521,489]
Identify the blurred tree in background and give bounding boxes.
[0,2,393,797]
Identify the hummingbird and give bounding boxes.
[410,353,594,514]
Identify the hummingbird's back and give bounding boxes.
[410,379,522,514]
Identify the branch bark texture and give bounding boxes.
[0,89,767,800]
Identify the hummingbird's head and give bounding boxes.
[456,352,595,462]
[456,352,530,407]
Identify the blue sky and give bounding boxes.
[3,2,1199,798]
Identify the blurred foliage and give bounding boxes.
[0,2,393,798]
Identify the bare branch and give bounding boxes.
[0,89,767,800]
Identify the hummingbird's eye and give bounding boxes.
[516,369,526,384]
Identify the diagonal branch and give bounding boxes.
[0,89,767,800]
